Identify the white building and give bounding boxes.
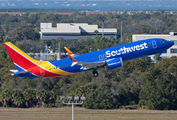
[39,23,117,40]
[132,32,177,60]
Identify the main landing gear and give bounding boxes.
[93,70,98,77]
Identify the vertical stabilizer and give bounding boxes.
[4,42,39,71]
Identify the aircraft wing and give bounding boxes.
[76,61,106,70]
[65,47,106,70]
[68,54,106,70]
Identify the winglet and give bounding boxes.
[64,47,74,55]
[68,54,78,67]
[68,54,77,62]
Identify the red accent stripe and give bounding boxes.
[66,49,73,55]
[4,43,64,77]
[69,55,77,62]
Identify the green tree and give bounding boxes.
[12,89,24,107]
[36,89,48,107]
[94,30,99,36]
[0,89,12,107]
[23,89,37,107]
[139,57,177,110]
[127,34,132,42]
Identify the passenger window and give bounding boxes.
[103,54,107,59]
[99,55,103,60]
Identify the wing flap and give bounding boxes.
[77,61,106,70]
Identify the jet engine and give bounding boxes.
[106,57,123,70]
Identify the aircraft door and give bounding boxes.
[99,55,103,60]
[99,54,107,60]
[152,40,157,49]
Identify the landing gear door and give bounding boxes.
[152,40,157,49]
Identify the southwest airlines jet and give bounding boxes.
[3,38,174,79]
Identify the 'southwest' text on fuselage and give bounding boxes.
[106,42,148,57]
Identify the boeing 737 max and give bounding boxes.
[3,38,174,79]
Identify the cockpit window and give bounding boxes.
[160,40,167,43]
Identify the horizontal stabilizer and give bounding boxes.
[10,69,31,74]
[10,69,18,73]
[15,71,31,74]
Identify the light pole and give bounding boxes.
[60,96,86,120]
[102,21,104,37]
[121,20,122,43]
[57,38,61,60]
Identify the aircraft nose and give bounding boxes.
[169,41,174,47]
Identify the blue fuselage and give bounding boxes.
[50,38,174,73]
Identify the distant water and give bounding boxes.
[1,6,177,11]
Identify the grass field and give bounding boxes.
[0,107,177,120]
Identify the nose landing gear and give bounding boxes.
[93,70,98,77]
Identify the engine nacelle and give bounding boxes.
[106,57,123,70]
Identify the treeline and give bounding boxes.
[0,11,177,110]
[0,88,56,108]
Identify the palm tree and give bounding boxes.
[75,86,85,97]
[36,89,47,107]
[12,89,23,107]
[23,89,37,107]
[0,89,12,108]
[94,30,99,36]
[48,91,56,106]
[0,88,3,106]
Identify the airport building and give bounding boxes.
[132,32,177,61]
[39,23,117,40]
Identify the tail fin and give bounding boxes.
[4,42,39,72]
[64,47,74,55]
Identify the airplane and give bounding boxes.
[3,38,174,79]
